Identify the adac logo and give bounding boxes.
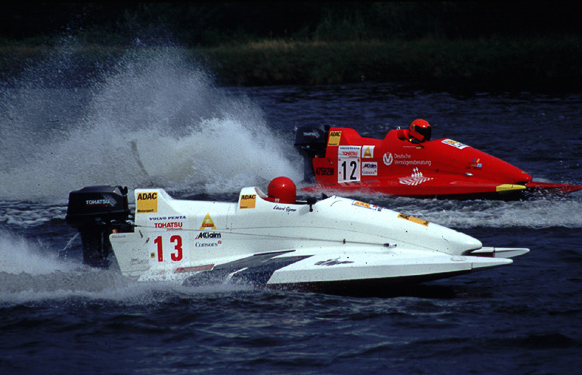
[199,213,217,230]
[136,191,158,213]
[328,131,342,146]
[240,194,256,209]
[137,192,157,200]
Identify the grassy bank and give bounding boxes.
[2,36,581,91]
[202,36,582,90]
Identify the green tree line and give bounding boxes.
[1,3,581,90]
[1,2,580,46]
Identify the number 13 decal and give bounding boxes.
[154,235,183,262]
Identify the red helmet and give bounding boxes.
[409,119,431,142]
[267,176,296,204]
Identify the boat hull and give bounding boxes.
[295,127,582,197]
[104,186,526,292]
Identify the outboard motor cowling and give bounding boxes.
[294,126,328,182]
[66,186,132,267]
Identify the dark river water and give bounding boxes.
[1,48,581,374]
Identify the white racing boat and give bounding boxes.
[66,177,528,294]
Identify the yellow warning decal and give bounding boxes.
[239,194,256,209]
[398,213,429,226]
[136,192,158,214]
[328,131,342,146]
[200,213,217,230]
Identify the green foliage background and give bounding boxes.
[1,2,580,89]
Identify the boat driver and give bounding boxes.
[396,119,432,143]
[409,119,431,142]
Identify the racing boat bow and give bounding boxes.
[66,179,528,294]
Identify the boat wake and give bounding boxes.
[340,192,582,229]
[0,230,253,304]
[0,45,301,201]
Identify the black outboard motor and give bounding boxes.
[294,126,329,183]
[66,186,133,268]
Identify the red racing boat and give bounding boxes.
[294,120,582,198]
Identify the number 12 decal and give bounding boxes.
[338,158,361,182]
[154,235,183,262]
